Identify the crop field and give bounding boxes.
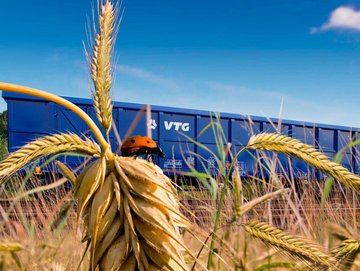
[0,156,360,270]
[1,1,360,270]
[1,124,360,271]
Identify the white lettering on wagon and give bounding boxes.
[164,121,190,132]
[164,159,183,169]
[147,119,157,130]
[186,156,195,167]
[207,156,216,169]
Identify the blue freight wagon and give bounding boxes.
[3,92,360,178]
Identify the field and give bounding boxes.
[0,144,359,270]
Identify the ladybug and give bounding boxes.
[120,135,165,161]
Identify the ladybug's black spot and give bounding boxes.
[131,139,136,144]
[147,140,150,144]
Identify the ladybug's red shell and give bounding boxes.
[121,135,157,149]
[121,135,165,159]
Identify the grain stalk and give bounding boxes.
[247,133,360,192]
[0,242,22,252]
[90,0,116,135]
[243,219,335,270]
[0,133,100,180]
[55,160,77,184]
[0,242,23,270]
[331,239,360,270]
[254,261,296,271]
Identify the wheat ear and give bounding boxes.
[0,242,22,252]
[243,219,335,270]
[76,156,191,271]
[55,160,77,184]
[254,261,296,271]
[91,0,115,135]
[0,133,100,180]
[331,239,360,270]
[327,223,353,241]
[248,133,360,192]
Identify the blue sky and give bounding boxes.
[1,1,360,127]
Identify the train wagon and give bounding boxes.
[3,92,360,178]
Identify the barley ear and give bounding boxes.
[0,133,100,181]
[90,0,116,135]
[254,261,296,271]
[0,241,23,269]
[327,223,353,241]
[248,133,360,192]
[331,239,360,270]
[56,160,77,184]
[243,219,335,270]
[77,156,191,271]
[0,242,22,252]
[236,188,288,219]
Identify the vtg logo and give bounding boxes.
[164,121,190,132]
[148,119,157,130]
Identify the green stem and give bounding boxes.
[206,147,246,269]
[207,174,230,269]
[0,82,111,154]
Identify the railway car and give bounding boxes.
[3,92,360,178]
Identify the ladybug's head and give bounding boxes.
[155,146,165,159]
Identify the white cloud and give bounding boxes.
[115,64,179,90]
[311,6,360,33]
